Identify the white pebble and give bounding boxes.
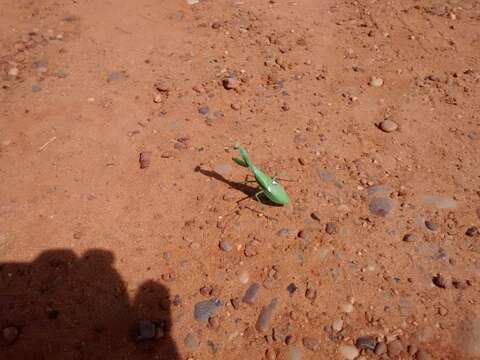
[339,344,359,360]
[341,303,354,313]
[369,77,384,87]
[8,68,19,77]
[238,270,249,284]
[332,319,344,332]
[379,119,398,133]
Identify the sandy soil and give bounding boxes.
[1,0,480,359]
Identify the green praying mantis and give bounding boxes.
[232,142,290,205]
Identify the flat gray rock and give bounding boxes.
[423,195,457,209]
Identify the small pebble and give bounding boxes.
[387,339,404,357]
[231,102,241,110]
[153,94,162,103]
[369,77,384,87]
[332,319,344,332]
[403,233,416,242]
[244,242,258,257]
[135,320,156,341]
[286,334,296,345]
[302,337,320,351]
[341,303,354,313]
[219,240,233,252]
[231,297,240,310]
[379,119,398,133]
[423,195,457,209]
[223,77,239,90]
[438,307,448,316]
[154,79,171,92]
[107,71,125,82]
[277,228,295,237]
[184,333,200,349]
[374,342,387,355]
[325,222,337,235]
[425,220,438,231]
[139,152,152,169]
[31,84,42,92]
[243,283,261,304]
[355,336,376,351]
[287,283,298,296]
[466,226,479,237]
[2,326,18,345]
[432,274,447,288]
[310,212,321,221]
[452,279,468,289]
[200,286,213,296]
[239,270,249,284]
[339,344,360,360]
[198,105,209,115]
[281,103,290,111]
[194,298,222,321]
[369,197,394,217]
[8,68,19,77]
[255,298,278,332]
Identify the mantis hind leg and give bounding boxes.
[255,190,264,203]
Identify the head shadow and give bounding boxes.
[0,248,180,360]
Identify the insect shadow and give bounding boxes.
[194,166,281,206]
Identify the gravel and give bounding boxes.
[369,76,384,87]
[256,298,278,332]
[287,283,298,296]
[219,240,233,252]
[379,119,398,132]
[424,220,438,231]
[369,197,394,217]
[432,273,448,288]
[332,319,344,332]
[355,335,377,350]
[135,320,156,341]
[243,283,261,304]
[423,195,457,209]
[198,105,210,115]
[403,233,416,242]
[223,77,239,90]
[375,342,387,355]
[302,337,320,351]
[325,222,337,235]
[466,226,479,237]
[194,298,222,321]
[339,344,360,359]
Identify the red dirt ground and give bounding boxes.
[1,0,479,359]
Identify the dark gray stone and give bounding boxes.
[256,298,278,332]
[369,197,394,217]
[194,298,222,321]
[243,283,261,304]
[135,320,156,341]
[219,240,233,252]
[355,335,376,350]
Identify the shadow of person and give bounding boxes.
[0,249,180,360]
